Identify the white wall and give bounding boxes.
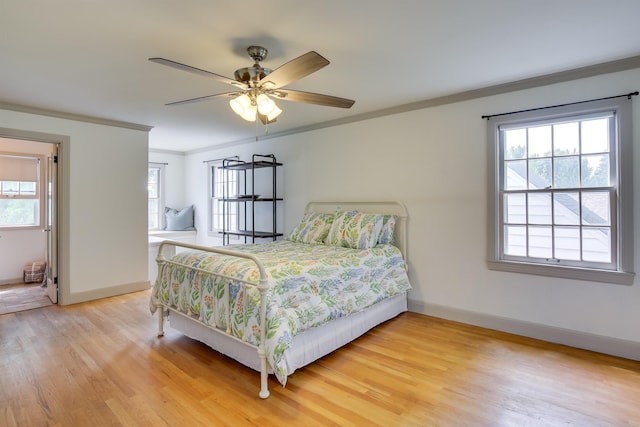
[0,109,150,304]
[0,229,47,283]
[182,68,640,357]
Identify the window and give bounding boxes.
[148,163,165,229]
[209,162,238,234]
[0,155,41,227]
[487,97,634,285]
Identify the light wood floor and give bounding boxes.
[0,282,52,315]
[1,290,639,426]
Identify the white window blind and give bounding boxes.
[0,155,39,181]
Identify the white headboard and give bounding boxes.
[304,200,409,260]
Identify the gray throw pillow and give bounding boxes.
[164,205,195,231]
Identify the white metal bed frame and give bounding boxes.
[153,200,409,399]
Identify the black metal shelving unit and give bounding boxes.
[221,154,283,245]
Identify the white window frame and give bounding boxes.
[487,97,634,285]
[0,153,43,229]
[148,163,165,230]
[208,161,239,235]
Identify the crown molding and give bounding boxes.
[0,102,153,132]
[149,147,186,156]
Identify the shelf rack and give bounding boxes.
[221,154,283,244]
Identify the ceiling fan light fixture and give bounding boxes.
[256,93,276,115]
[230,94,257,121]
[265,104,282,121]
[241,105,257,122]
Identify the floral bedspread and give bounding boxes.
[150,240,411,385]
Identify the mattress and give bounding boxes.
[151,240,412,384]
[169,291,408,375]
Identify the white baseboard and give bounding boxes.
[0,278,24,286]
[64,280,151,305]
[408,299,640,362]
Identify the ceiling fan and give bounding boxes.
[149,46,355,124]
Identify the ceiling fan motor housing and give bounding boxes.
[234,66,272,84]
[234,46,272,84]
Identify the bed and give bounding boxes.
[150,201,411,398]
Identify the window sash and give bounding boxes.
[148,164,164,230]
[210,165,239,232]
[0,181,38,199]
[0,199,39,226]
[499,187,617,270]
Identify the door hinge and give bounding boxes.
[54,155,58,163]
[54,277,58,285]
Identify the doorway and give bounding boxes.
[0,135,59,314]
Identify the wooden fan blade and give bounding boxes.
[274,89,355,108]
[165,92,240,106]
[259,51,329,89]
[149,57,245,88]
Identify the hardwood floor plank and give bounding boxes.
[1,289,639,426]
[0,282,52,315]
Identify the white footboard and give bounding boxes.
[153,240,271,399]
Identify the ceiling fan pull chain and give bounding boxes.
[255,117,259,141]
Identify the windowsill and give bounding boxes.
[149,229,197,246]
[0,226,41,231]
[487,260,635,286]
[149,229,196,238]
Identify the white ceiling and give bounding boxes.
[2,0,640,152]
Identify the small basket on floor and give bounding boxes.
[23,261,46,284]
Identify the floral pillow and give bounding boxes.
[378,215,397,245]
[286,212,334,244]
[325,209,384,249]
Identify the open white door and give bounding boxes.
[44,145,58,303]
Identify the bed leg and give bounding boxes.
[157,305,165,337]
[258,346,270,399]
